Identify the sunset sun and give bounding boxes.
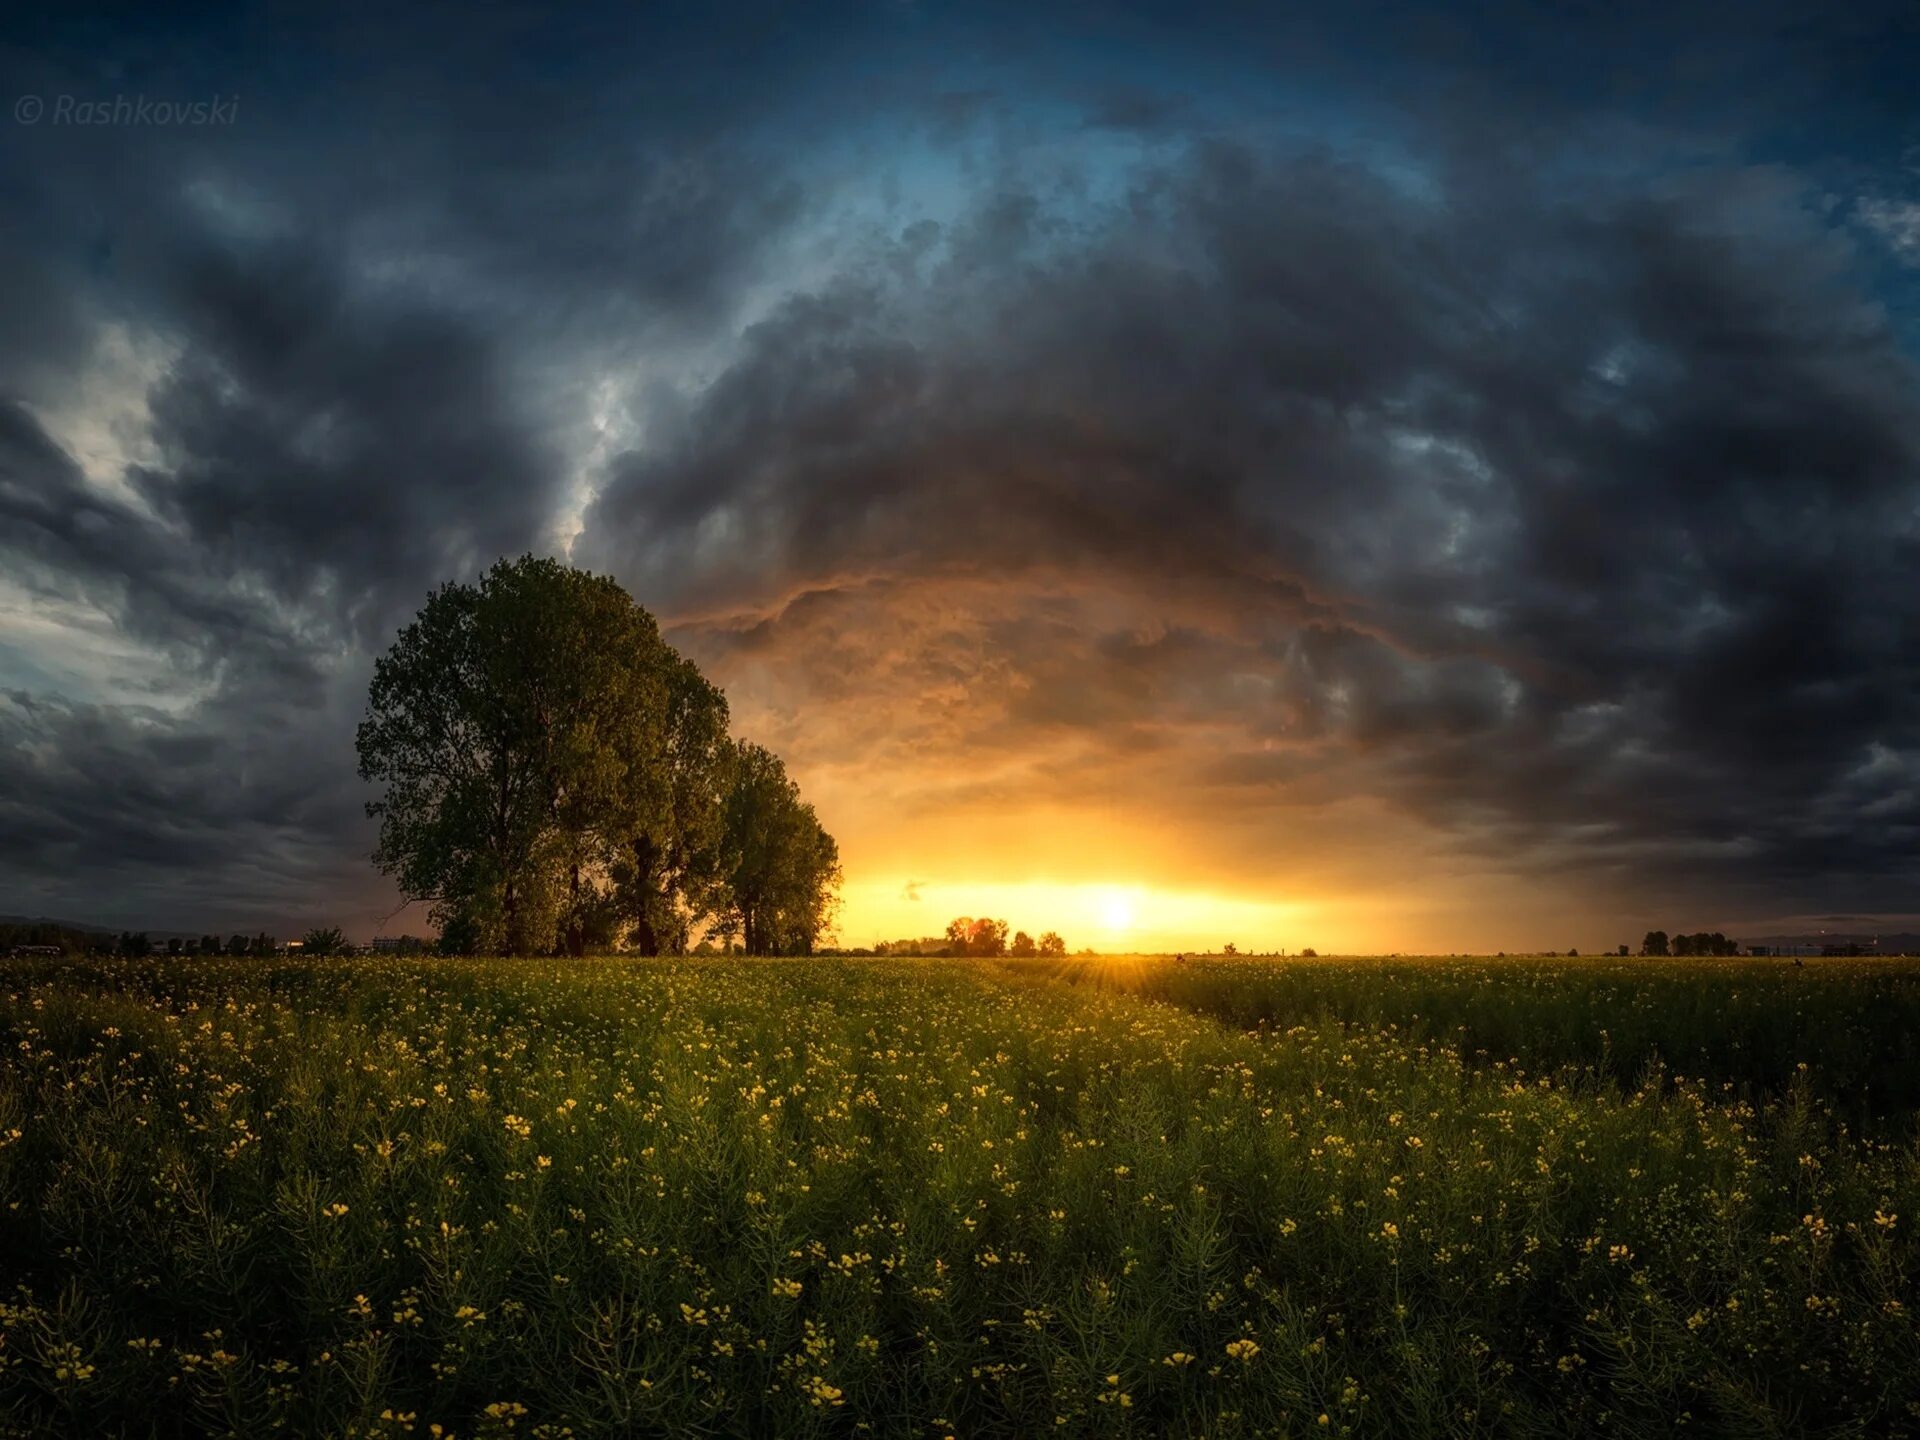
[1097,888,1137,933]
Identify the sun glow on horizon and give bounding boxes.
[1096,887,1138,934]
[839,876,1316,953]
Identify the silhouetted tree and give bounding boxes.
[1641,930,1669,957]
[722,742,841,954]
[1010,930,1037,957]
[944,917,1010,957]
[1668,930,1740,958]
[360,558,837,957]
[608,652,732,956]
[359,557,661,955]
[1037,931,1066,957]
[302,926,347,957]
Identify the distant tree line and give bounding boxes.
[4,924,418,961]
[867,937,953,956]
[866,921,1069,958]
[356,557,841,956]
[930,918,1069,957]
[0,927,294,959]
[0,921,96,955]
[1640,930,1743,957]
[96,933,280,958]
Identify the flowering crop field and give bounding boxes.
[0,956,1916,1438]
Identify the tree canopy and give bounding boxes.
[1642,929,1742,958]
[357,556,840,955]
[945,916,1010,957]
[721,742,841,955]
[301,927,347,956]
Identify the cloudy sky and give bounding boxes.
[3,1,1918,951]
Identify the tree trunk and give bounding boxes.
[564,862,586,957]
[632,911,661,956]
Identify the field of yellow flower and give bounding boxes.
[1,954,1916,1437]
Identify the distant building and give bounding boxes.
[8,944,62,958]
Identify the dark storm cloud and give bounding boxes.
[0,398,292,676]
[0,687,373,928]
[0,1,821,931]
[0,210,573,668]
[3,0,1919,933]
[584,139,1920,912]
[133,237,566,643]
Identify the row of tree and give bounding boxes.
[868,925,1068,958]
[938,917,1068,958]
[356,557,841,956]
[1640,930,1743,957]
[111,932,276,957]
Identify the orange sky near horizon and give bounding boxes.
[658,579,1688,957]
[726,720,1661,957]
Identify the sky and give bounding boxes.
[2,1,1918,953]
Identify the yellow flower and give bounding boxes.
[1225,1338,1260,1361]
[804,1376,844,1407]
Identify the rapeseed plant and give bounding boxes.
[0,952,1913,1435]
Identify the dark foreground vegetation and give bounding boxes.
[0,953,1915,1437]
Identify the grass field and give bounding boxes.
[1,954,1916,1437]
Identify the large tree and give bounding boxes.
[359,557,840,956]
[945,917,1009,957]
[608,650,733,955]
[721,741,841,955]
[357,556,660,955]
